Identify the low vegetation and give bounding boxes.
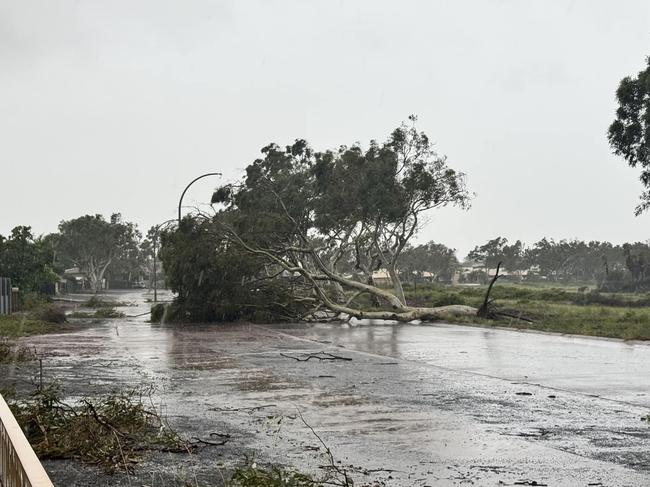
[9,384,185,472]
[0,337,33,363]
[0,314,51,337]
[405,283,650,340]
[29,304,67,323]
[229,463,320,487]
[69,307,125,319]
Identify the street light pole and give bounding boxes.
[178,172,222,224]
[151,219,176,303]
[176,172,222,301]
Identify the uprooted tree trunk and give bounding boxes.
[223,224,481,323]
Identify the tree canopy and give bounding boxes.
[0,226,59,293]
[608,56,650,214]
[201,118,474,321]
[58,214,141,293]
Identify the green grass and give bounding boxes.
[402,283,650,340]
[0,314,51,337]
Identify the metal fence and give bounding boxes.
[0,394,54,487]
[0,278,11,315]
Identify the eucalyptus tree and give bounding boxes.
[608,56,650,215]
[211,118,474,322]
[398,242,458,284]
[58,214,141,293]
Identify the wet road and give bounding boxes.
[283,321,650,407]
[3,291,650,486]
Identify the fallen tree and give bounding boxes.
[201,117,480,322]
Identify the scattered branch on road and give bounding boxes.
[280,351,352,362]
[208,404,277,413]
[190,432,231,446]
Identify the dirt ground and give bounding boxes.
[2,290,650,486]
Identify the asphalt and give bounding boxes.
[2,290,649,486]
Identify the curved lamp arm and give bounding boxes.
[178,172,222,223]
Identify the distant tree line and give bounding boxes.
[0,214,160,298]
[398,237,650,291]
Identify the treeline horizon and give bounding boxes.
[400,236,650,289]
[4,208,650,302]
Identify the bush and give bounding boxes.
[430,292,466,307]
[30,305,66,324]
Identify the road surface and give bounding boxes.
[2,290,649,486]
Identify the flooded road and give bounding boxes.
[3,291,650,486]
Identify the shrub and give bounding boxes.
[430,292,465,307]
[30,305,66,324]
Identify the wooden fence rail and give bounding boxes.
[0,394,53,487]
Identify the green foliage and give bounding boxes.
[206,117,470,314]
[404,284,650,340]
[608,56,650,214]
[429,292,466,307]
[10,384,184,472]
[0,314,51,337]
[398,242,458,284]
[160,217,312,322]
[0,226,59,293]
[57,213,142,292]
[69,307,125,319]
[467,237,513,273]
[21,293,52,311]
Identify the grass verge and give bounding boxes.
[403,283,650,340]
[0,314,51,337]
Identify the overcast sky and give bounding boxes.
[2,1,650,258]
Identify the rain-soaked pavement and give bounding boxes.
[2,290,650,486]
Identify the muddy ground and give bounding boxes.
[2,290,650,486]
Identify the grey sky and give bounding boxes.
[2,0,650,258]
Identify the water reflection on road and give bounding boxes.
[277,321,650,407]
